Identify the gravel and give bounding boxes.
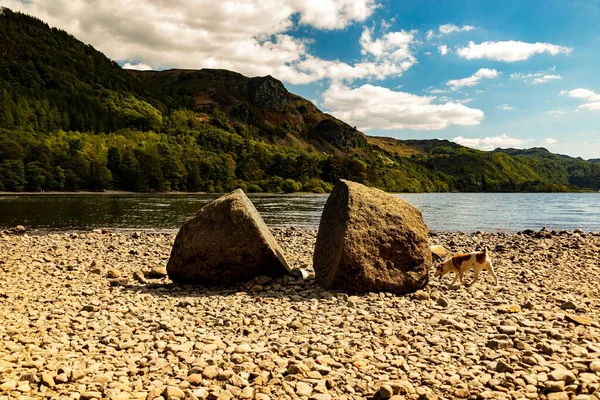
[0,227,599,400]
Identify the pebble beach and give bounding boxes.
[1,227,599,400]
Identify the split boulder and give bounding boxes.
[167,189,290,285]
[313,180,431,294]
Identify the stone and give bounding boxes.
[495,360,513,373]
[202,366,219,380]
[234,343,252,353]
[547,393,570,400]
[296,382,313,396]
[166,189,290,285]
[436,296,449,307]
[590,360,600,372]
[107,268,121,279]
[81,392,103,399]
[496,325,517,335]
[313,180,431,294]
[0,380,17,392]
[133,270,148,283]
[187,374,203,385]
[548,368,577,384]
[497,304,521,313]
[545,381,566,392]
[309,395,332,400]
[40,372,55,387]
[147,265,168,279]
[560,301,577,310]
[412,290,429,300]
[430,245,450,260]
[379,385,394,399]
[163,386,185,399]
[565,313,593,326]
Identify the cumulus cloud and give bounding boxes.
[497,104,514,110]
[438,45,448,55]
[3,0,391,84]
[546,110,566,117]
[457,41,572,62]
[510,67,562,84]
[322,82,484,131]
[544,138,558,144]
[562,88,600,111]
[453,134,533,150]
[439,24,475,34]
[447,68,500,89]
[123,62,152,71]
[563,88,600,102]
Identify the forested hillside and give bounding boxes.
[1,7,599,193]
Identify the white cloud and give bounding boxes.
[510,68,562,84]
[123,62,152,71]
[457,40,572,62]
[438,44,448,55]
[564,88,600,102]
[547,110,566,117]
[426,30,435,40]
[497,104,514,110]
[439,24,475,34]
[544,138,558,144]
[359,27,416,62]
[577,102,600,111]
[447,68,500,89]
[453,134,533,150]
[562,88,600,111]
[322,82,484,131]
[4,0,387,84]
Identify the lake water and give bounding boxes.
[0,192,598,233]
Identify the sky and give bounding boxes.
[4,0,600,159]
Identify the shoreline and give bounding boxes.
[1,227,599,399]
[0,190,598,196]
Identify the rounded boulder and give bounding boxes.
[313,180,431,294]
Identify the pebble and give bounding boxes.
[0,228,598,400]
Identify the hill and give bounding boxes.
[0,7,599,193]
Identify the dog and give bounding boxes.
[434,247,498,287]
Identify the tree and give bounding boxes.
[0,160,25,191]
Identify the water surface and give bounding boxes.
[0,192,598,232]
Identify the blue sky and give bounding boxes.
[5,0,600,158]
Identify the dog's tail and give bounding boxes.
[483,246,489,255]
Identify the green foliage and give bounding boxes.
[281,178,302,193]
[0,8,598,193]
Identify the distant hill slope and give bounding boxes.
[0,7,599,193]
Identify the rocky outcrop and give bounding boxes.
[313,180,431,294]
[166,189,290,285]
[311,119,366,149]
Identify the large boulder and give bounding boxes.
[313,180,431,294]
[167,189,290,285]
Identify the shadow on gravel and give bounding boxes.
[118,278,336,302]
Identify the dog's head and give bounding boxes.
[434,258,453,278]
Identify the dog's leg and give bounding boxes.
[468,265,482,286]
[486,261,499,286]
[449,271,459,289]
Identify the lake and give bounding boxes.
[0,192,598,233]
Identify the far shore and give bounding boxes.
[0,190,598,196]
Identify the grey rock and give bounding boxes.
[313,180,431,294]
[167,189,290,285]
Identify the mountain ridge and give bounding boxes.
[0,7,599,193]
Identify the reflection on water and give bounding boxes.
[0,192,598,232]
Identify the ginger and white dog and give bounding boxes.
[435,247,498,287]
